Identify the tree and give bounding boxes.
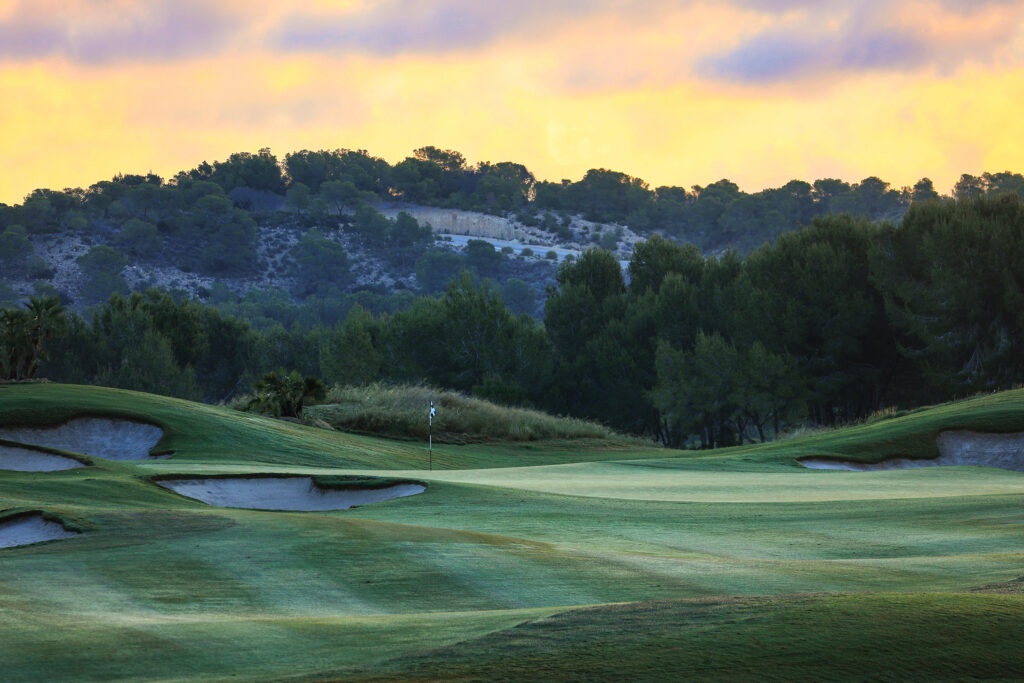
[652,333,738,448]
[628,235,702,295]
[319,180,361,214]
[351,205,391,242]
[285,182,312,214]
[565,169,652,223]
[289,231,351,298]
[77,246,129,303]
[472,161,535,211]
[113,219,161,257]
[0,225,34,274]
[871,194,1024,396]
[173,193,259,275]
[94,328,199,400]
[0,296,67,380]
[246,369,326,419]
[319,305,382,386]
[464,239,503,277]
[501,278,538,317]
[911,178,940,203]
[209,148,284,193]
[743,214,895,423]
[415,249,467,292]
[953,174,984,200]
[389,211,432,248]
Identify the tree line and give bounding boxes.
[9,194,1022,447]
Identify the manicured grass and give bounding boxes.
[335,593,1024,681]
[1,382,1023,680]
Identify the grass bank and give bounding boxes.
[307,383,637,444]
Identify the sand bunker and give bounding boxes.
[0,513,79,549]
[801,430,1024,472]
[0,444,85,471]
[156,476,426,511]
[0,418,165,460]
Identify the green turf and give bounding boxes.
[333,593,1024,681]
[1,383,1023,680]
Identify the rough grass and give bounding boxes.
[307,383,633,444]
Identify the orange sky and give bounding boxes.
[1,0,1023,204]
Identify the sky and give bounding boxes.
[1,0,1023,204]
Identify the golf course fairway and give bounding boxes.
[1,383,1023,680]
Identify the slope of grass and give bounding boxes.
[1,382,1023,680]
[336,593,1024,681]
[0,383,664,470]
[734,387,1024,467]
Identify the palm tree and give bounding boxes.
[0,308,30,380]
[22,296,67,379]
[0,296,67,381]
[246,369,326,419]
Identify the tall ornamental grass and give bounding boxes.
[306,383,627,443]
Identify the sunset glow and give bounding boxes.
[1,0,1023,203]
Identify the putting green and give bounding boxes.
[341,460,1024,503]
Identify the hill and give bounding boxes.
[6,146,1019,315]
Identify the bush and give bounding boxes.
[27,255,55,279]
[545,250,558,260]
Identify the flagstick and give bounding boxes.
[429,400,433,471]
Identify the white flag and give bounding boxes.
[430,401,436,418]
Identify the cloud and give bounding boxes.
[699,1,1024,83]
[268,0,663,56]
[702,28,928,82]
[0,0,245,63]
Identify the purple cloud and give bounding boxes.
[0,1,244,63]
[702,29,929,82]
[268,0,659,56]
[699,3,1021,83]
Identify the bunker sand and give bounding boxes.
[156,476,425,511]
[0,418,165,460]
[0,443,84,471]
[801,430,1024,471]
[0,513,78,549]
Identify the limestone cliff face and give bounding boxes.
[378,206,525,240]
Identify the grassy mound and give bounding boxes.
[748,387,1024,467]
[306,383,633,444]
